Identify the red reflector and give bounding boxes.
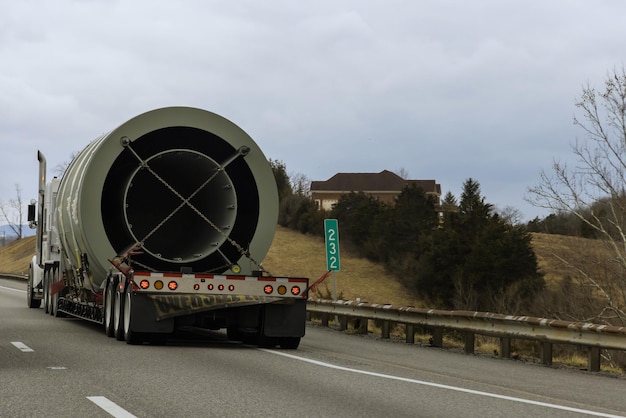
[208,284,214,290]
[193,283,200,291]
[228,284,235,291]
[291,286,301,296]
[168,281,178,290]
[264,285,273,294]
[218,284,224,291]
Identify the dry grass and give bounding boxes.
[0,236,35,276]
[530,232,615,286]
[264,226,421,307]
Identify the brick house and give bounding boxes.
[310,170,441,211]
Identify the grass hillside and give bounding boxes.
[0,236,35,276]
[0,228,606,307]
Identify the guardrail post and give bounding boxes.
[405,324,415,344]
[541,342,553,366]
[464,332,475,354]
[339,315,348,331]
[382,321,390,339]
[499,337,511,359]
[588,347,601,372]
[357,318,368,334]
[306,312,312,321]
[430,328,443,348]
[321,314,329,327]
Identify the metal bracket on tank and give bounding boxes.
[119,138,266,273]
[108,242,143,281]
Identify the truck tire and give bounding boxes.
[27,267,41,309]
[104,279,115,337]
[123,289,143,345]
[258,336,279,348]
[113,287,125,341]
[279,337,300,349]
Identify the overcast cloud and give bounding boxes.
[1,0,625,225]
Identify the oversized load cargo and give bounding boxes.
[27,107,308,348]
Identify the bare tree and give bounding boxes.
[497,205,523,226]
[289,172,311,197]
[54,151,79,177]
[527,67,626,324]
[0,184,25,240]
[394,167,410,179]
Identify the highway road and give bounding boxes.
[2,277,626,418]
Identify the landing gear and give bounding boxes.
[27,267,41,309]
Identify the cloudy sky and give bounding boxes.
[1,0,624,225]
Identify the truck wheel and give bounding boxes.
[113,287,125,341]
[148,333,168,345]
[258,336,279,348]
[123,289,143,345]
[104,280,115,337]
[279,337,300,349]
[27,268,41,309]
[226,326,241,341]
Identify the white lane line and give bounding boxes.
[11,342,34,352]
[0,285,25,293]
[87,396,137,418]
[261,349,625,418]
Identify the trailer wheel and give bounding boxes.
[258,336,279,348]
[104,279,116,337]
[279,337,300,349]
[226,326,242,342]
[123,289,143,345]
[27,266,41,309]
[148,333,168,345]
[113,286,125,341]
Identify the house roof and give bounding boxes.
[310,170,441,194]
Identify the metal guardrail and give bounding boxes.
[306,298,626,372]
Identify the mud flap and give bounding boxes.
[129,294,175,333]
[263,299,307,338]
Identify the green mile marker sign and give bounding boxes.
[324,219,340,271]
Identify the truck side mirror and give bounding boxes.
[27,203,36,223]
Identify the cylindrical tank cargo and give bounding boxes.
[55,107,278,290]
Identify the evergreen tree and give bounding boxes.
[414,179,544,312]
[269,159,292,202]
[384,185,439,258]
[331,192,385,251]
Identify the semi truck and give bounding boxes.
[26,106,308,348]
